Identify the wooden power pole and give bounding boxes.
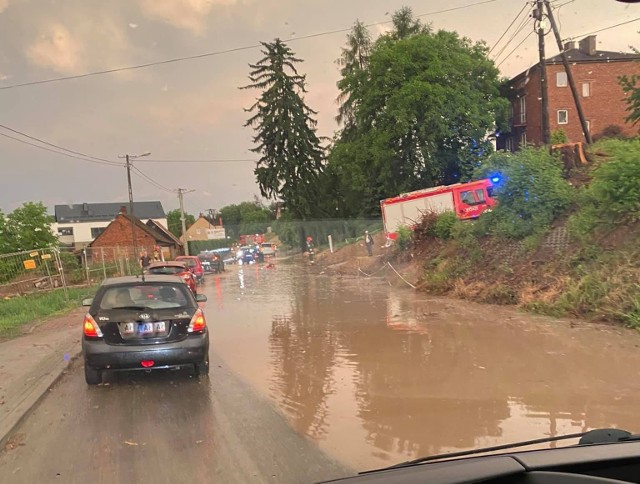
[535,0,551,145]
[544,0,593,144]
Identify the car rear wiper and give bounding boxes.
[369,428,632,473]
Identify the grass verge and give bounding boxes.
[0,286,97,338]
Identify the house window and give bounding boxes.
[557,110,569,124]
[520,131,527,146]
[586,120,591,132]
[196,229,201,235]
[519,96,526,124]
[58,227,73,236]
[506,137,513,152]
[557,72,568,87]
[91,227,106,238]
[582,82,590,97]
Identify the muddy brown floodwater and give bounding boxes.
[204,260,640,471]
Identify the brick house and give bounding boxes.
[89,210,182,262]
[497,35,639,151]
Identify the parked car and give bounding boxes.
[145,261,197,295]
[81,275,209,385]
[175,255,204,283]
[261,243,277,257]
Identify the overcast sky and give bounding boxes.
[0,0,638,216]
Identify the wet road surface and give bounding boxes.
[2,260,640,482]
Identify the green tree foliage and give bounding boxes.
[570,139,640,234]
[1,202,57,252]
[329,8,508,216]
[335,20,372,127]
[620,73,640,127]
[167,209,195,238]
[474,147,573,239]
[219,201,272,239]
[242,39,325,219]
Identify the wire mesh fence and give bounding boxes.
[0,246,146,298]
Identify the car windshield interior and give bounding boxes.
[181,259,197,268]
[99,285,190,310]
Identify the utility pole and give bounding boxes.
[544,0,593,144]
[118,152,151,271]
[534,1,551,145]
[177,188,195,255]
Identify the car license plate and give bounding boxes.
[153,322,166,333]
[123,322,135,334]
[138,322,154,335]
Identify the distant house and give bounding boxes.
[89,211,182,261]
[497,35,640,151]
[51,201,167,248]
[182,215,226,243]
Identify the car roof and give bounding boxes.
[147,261,186,268]
[175,255,197,259]
[101,275,184,286]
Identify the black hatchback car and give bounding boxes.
[81,275,209,385]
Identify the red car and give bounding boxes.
[146,261,197,295]
[175,256,204,283]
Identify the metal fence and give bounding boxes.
[0,246,145,299]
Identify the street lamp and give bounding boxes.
[118,152,151,272]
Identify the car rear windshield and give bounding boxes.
[179,258,197,268]
[262,243,273,248]
[148,266,184,275]
[98,284,192,310]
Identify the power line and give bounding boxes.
[492,8,533,62]
[563,17,640,42]
[489,2,530,55]
[0,123,120,165]
[0,0,498,91]
[497,30,535,67]
[0,130,124,166]
[135,158,257,163]
[131,165,175,193]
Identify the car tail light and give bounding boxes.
[83,314,103,338]
[188,308,206,333]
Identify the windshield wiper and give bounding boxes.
[369,428,632,473]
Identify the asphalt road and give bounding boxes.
[0,350,352,484]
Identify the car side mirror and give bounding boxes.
[196,294,208,303]
[82,297,93,307]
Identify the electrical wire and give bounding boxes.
[135,158,257,163]
[489,2,530,55]
[0,0,498,91]
[0,130,124,167]
[131,165,175,193]
[563,17,640,42]
[497,30,535,67]
[0,123,120,165]
[492,8,533,62]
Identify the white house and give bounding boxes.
[51,201,168,248]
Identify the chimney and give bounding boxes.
[579,35,597,56]
[563,41,576,52]
[119,206,127,215]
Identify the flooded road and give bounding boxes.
[207,261,640,471]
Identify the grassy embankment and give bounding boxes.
[406,138,640,327]
[0,286,96,338]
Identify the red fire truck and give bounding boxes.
[381,178,497,240]
[239,233,265,245]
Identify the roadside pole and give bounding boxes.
[328,235,334,254]
[101,248,107,280]
[535,0,551,145]
[544,0,593,144]
[176,188,195,256]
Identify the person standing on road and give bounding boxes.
[139,250,151,270]
[364,231,374,257]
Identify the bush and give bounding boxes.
[551,128,568,144]
[474,147,574,239]
[570,139,640,234]
[397,225,412,250]
[430,212,458,240]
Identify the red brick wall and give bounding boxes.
[90,215,156,260]
[545,61,637,142]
